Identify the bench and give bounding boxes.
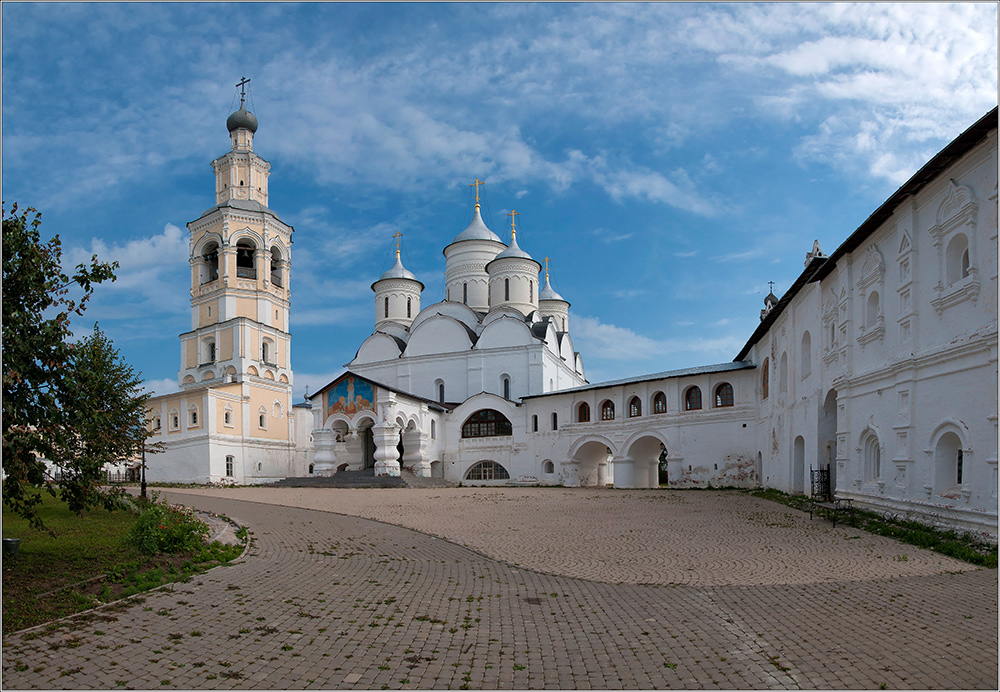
[808,465,855,528]
[809,498,855,528]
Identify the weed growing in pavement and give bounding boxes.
[749,488,997,567]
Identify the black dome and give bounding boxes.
[226,107,258,134]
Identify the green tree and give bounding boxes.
[2,203,122,528]
[63,325,157,511]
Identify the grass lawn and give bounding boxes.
[2,492,243,634]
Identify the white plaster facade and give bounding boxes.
[147,98,996,540]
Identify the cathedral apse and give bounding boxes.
[325,375,376,418]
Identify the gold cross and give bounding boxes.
[507,209,519,239]
[543,256,551,281]
[470,178,484,206]
[393,230,403,258]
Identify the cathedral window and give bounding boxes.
[761,358,770,400]
[258,408,268,430]
[530,280,533,302]
[204,340,216,364]
[865,293,880,328]
[169,409,180,431]
[437,381,445,404]
[863,432,881,482]
[188,405,199,427]
[652,392,667,414]
[714,383,734,408]
[153,416,161,431]
[464,460,510,481]
[236,239,257,279]
[628,396,641,418]
[407,297,412,318]
[778,352,788,393]
[462,409,513,438]
[800,332,811,378]
[532,415,538,432]
[600,400,615,421]
[502,376,511,400]
[505,278,510,301]
[945,233,970,285]
[226,455,234,477]
[578,402,591,423]
[551,412,558,430]
[684,387,702,411]
[463,283,468,305]
[224,408,233,427]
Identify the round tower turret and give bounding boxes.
[373,241,423,329]
[486,210,541,317]
[443,180,506,311]
[537,263,571,332]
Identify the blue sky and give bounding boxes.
[3,2,997,398]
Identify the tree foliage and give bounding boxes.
[2,202,149,529]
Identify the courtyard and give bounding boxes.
[2,487,996,689]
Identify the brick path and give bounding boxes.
[2,488,996,689]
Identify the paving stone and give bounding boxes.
[1,488,996,690]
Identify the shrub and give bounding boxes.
[127,501,208,555]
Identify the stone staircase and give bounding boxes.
[266,468,456,489]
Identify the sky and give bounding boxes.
[3,2,997,399]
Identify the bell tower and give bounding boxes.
[179,79,294,403]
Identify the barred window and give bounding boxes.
[461,409,513,438]
[465,460,510,481]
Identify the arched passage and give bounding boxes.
[624,434,666,489]
[569,439,615,487]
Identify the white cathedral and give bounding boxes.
[146,97,998,540]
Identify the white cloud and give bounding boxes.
[144,377,179,397]
[571,313,743,364]
[64,223,190,318]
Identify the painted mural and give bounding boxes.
[326,375,375,417]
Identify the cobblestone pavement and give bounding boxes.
[2,488,996,690]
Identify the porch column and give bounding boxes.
[342,431,364,472]
[372,422,401,477]
[311,429,337,476]
[612,455,635,488]
[401,429,431,477]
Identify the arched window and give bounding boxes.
[188,405,199,427]
[578,402,590,423]
[800,331,811,378]
[153,416,162,431]
[946,233,970,285]
[203,339,216,364]
[465,460,510,481]
[438,382,445,403]
[714,383,734,408]
[262,339,273,364]
[202,242,219,283]
[652,392,667,414]
[504,278,510,301]
[934,431,965,490]
[431,420,436,439]
[863,433,881,482]
[600,400,615,421]
[224,408,233,427]
[531,415,538,432]
[866,292,880,328]
[684,386,702,411]
[270,247,283,287]
[502,376,511,400]
[551,412,558,430]
[236,239,256,278]
[461,409,513,438]
[529,280,533,302]
[779,352,788,393]
[463,282,468,305]
[761,358,770,400]
[385,296,390,318]
[628,396,641,418]
[407,297,412,318]
[542,460,554,474]
[308,463,315,475]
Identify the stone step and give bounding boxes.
[266,468,455,489]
